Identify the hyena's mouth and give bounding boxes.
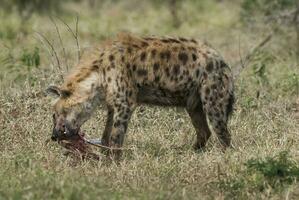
[53,126,83,142]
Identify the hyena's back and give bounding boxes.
[97,34,233,111]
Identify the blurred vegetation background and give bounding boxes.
[0,0,299,199]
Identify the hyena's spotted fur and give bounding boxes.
[47,33,234,157]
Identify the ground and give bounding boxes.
[0,0,299,199]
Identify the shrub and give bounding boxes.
[240,0,296,24]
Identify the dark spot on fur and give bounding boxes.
[190,47,196,51]
[137,69,147,76]
[190,39,197,44]
[126,63,131,69]
[91,65,99,71]
[109,55,114,61]
[153,63,160,71]
[151,49,157,58]
[67,82,73,87]
[114,120,121,128]
[184,70,189,76]
[144,37,155,41]
[111,63,115,68]
[211,101,216,107]
[141,41,149,47]
[219,93,224,98]
[178,52,188,65]
[121,56,125,62]
[165,67,170,76]
[161,39,171,43]
[205,88,210,95]
[132,44,139,48]
[154,76,160,82]
[168,38,180,43]
[132,65,137,71]
[211,84,217,90]
[202,72,207,79]
[219,60,228,68]
[100,52,104,57]
[206,61,214,72]
[140,52,147,61]
[123,114,129,120]
[179,37,188,42]
[202,53,208,59]
[196,69,200,78]
[160,52,166,59]
[77,77,84,82]
[173,64,180,75]
[192,54,197,61]
[61,90,72,98]
[107,77,111,82]
[165,50,171,60]
[127,47,132,53]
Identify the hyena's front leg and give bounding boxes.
[101,105,114,147]
[108,101,135,159]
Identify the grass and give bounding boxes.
[1,0,299,199]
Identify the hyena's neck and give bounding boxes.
[63,66,105,102]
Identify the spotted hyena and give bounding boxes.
[47,33,234,157]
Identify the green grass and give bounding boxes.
[1,0,299,199]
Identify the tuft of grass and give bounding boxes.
[218,151,299,199]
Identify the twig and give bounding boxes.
[56,15,81,63]
[233,33,273,78]
[35,32,63,80]
[85,140,133,151]
[34,35,55,68]
[50,17,69,72]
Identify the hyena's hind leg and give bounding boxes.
[187,100,212,150]
[200,84,234,149]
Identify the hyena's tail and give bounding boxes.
[199,60,234,148]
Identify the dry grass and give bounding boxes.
[0,0,299,199]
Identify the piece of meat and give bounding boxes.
[58,133,100,160]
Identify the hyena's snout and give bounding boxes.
[51,119,66,141]
[51,115,80,141]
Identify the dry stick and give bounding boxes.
[233,33,273,79]
[34,35,55,68]
[75,15,80,62]
[57,15,81,63]
[85,140,133,151]
[50,17,69,72]
[34,34,56,70]
[35,32,63,80]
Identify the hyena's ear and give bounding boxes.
[46,85,72,98]
[46,85,61,98]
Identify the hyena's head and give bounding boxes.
[46,84,102,141]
